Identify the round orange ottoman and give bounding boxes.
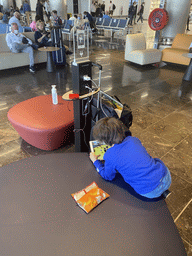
[7,95,74,150]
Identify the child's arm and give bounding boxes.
[89,152,116,181]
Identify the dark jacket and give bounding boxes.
[36,2,44,20]
[138,4,144,15]
[34,30,51,47]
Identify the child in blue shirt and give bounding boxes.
[89,117,171,199]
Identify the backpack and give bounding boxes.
[113,4,116,10]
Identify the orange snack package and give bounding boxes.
[71,182,110,213]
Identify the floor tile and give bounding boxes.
[174,133,192,158]
[138,131,175,158]
[130,108,161,133]
[0,140,30,167]
[156,93,189,109]
[176,102,192,117]
[0,122,20,145]
[181,238,192,256]
[147,120,190,144]
[175,202,192,249]
[139,100,175,118]
[161,149,192,183]
[162,112,192,132]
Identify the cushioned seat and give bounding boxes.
[162,48,190,66]
[7,95,74,150]
[161,33,192,65]
[125,33,162,65]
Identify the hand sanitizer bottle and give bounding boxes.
[51,85,58,105]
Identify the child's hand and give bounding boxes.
[89,152,100,163]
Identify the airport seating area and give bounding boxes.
[0,7,192,255]
[0,32,46,70]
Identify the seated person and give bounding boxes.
[6,23,36,73]
[51,10,62,27]
[35,20,52,47]
[9,11,22,27]
[69,14,77,23]
[20,4,24,14]
[30,15,42,31]
[2,12,9,24]
[103,11,110,19]
[35,20,72,54]
[70,14,88,38]
[89,117,171,199]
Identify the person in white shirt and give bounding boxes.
[70,14,88,39]
[109,1,113,16]
[44,0,51,22]
[6,23,35,73]
[90,1,96,17]
[8,11,22,27]
[69,14,77,22]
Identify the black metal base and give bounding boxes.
[47,51,55,72]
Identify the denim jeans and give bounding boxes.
[141,168,172,199]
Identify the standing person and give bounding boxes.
[23,0,31,26]
[83,11,97,31]
[90,1,96,17]
[89,117,171,199]
[137,2,145,23]
[109,1,113,16]
[133,2,137,24]
[96,3,103,17]
[51,10,62,27]
[186,11,191,31]
[6,23,36,73]
[36,0,44,21]
[128,2,137,26]
[101,1,105,13]
[44,0,51,22]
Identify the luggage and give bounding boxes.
[90,91,133,140]
[51,27,66,65]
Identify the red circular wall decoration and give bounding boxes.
[148,8,169,31]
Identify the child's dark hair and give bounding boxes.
[52,10,57,14]
[93,117,126,146]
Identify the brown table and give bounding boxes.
[0,153,187,255]
[38,46,60,72]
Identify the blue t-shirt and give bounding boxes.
[93,136,167,195]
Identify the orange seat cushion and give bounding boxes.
[8,95,74,150]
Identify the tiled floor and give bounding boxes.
[0,21,192,255]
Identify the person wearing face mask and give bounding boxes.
[9,11,22,28]
[6,23,36,73]
[35,20,52,47]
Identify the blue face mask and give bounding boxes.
[78,17,81,20]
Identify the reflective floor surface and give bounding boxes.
[0,20,192,255]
